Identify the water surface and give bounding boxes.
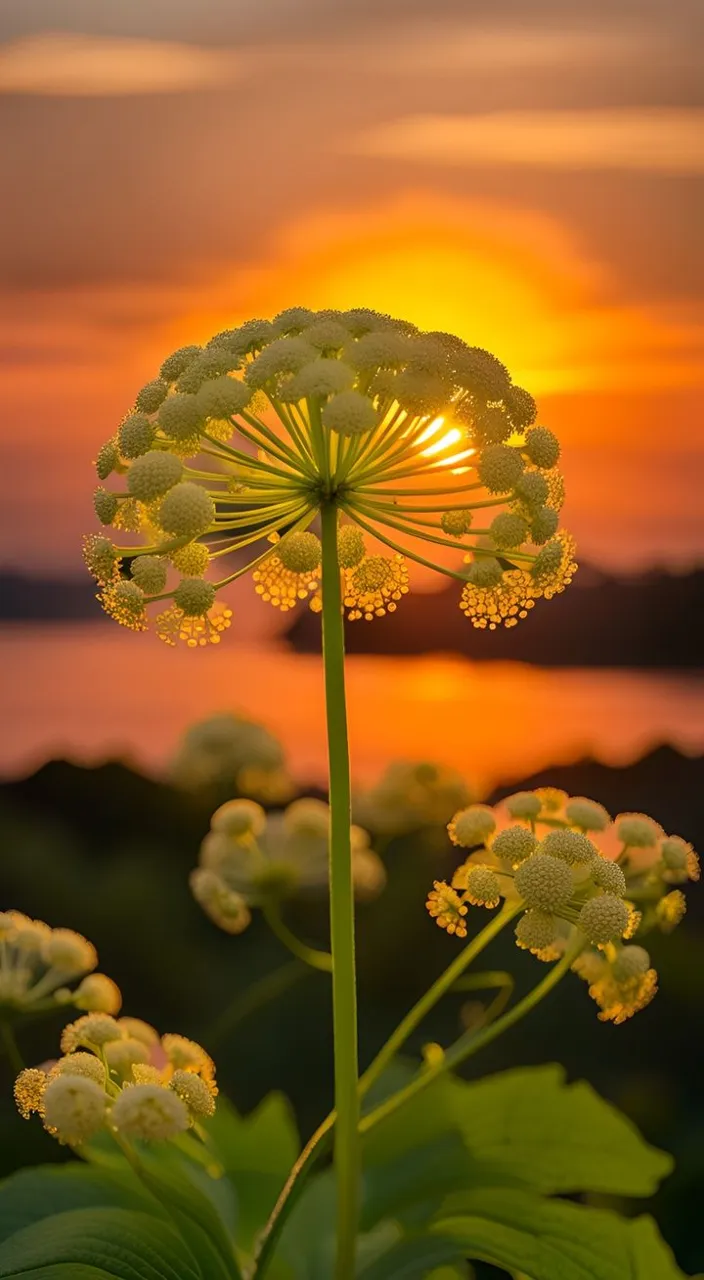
[2,623,703,791]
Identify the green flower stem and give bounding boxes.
[262,904,333,973]
[0,1021,24,1073]
[359,941,584,1137]
[252,1112,336,1276]
[358,901,520,1100]
[207,960,309,1049]
[253,904,519,1275]
[451,969,515,1025]
[320,500,361,1280]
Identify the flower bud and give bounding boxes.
[515,910,558,954]
[659,836,700,884]
[60,1014,122,1054]
[135,379,169,414]
[530,538,564,582]
[278,531,322,573]
[161,1033,214,1079]
[42,930,96,975]
[50,1052,106,1086]
[169,1069,216,1119]
[83,535,120,584]
[492,826,538,867]
[577,894,630,945]
[211,798,266,840]
[157,393,205,444]
[525,427,560,469]
[190,869,251,934]
[131,555,168,595]
[160,346,202,382]
[465,557,503,588]
[441,510,473,537]
[173,578,216,617]
[448,805,496,848]
[514,470,549,509]
[590,858,627,897]
[105,1037,151,1078]
[14,1068,48,1119]
[158,483,215,539]
[477,444,525,494]
[42,1075,107,1144]
[127,451,183,502]
[246,338,315,390]
[504,792,542,821]
[514,853,574,911]
[283,358,356,402]
[611,945,651,981]
[504,385,537,429]
[283,797,330,838]
[529,506,559,545]
[464,865,501,908]
[337,525,365,569]
[540,829,598,866]
[118,1017,160,1047]
[95,439,121,481]
[322,390,378,436]
[490,512,529,549]
[118,413,155,460]
[196,375,251,421]
[564,797,611,832]
[615,813,662,848]
[72,973,122,1014]
[93,488,119,525]
[112,1084,189,1141]
[171,542,210,576]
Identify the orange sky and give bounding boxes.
[0,5,702,574]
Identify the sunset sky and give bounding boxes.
[1,0,702,574]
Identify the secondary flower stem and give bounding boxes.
[359,941,583,1136]
[0,1021,24,1072]
[251,904,518,1274]
[358,901,520,1099]
[320,500,360,1280]
[262,903,333,973]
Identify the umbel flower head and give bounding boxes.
[426,790,699,1025]
[353,759,474,837]
[14,1013,217,1144]
[84,308,576,644]
[169,711,295,804]
[191,796,385,933]
[0,912,121,1017]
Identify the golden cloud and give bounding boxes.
[0,32,240,96]
[352,109,704,174]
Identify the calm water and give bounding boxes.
[2,622,703,792]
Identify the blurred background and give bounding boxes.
[0,0,702,1272]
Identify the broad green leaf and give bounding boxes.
[0,1165,156,1245]
[360,1132,481,1232]
[363,1064,671,1198]
[430,1191,687,1280]
[0,1268,119,1278]
[626,1215,689,1279]
[273,1171,400,1280]
[357,1233,466,1279]
[129,1157,240,1280]
[0,1207,200,1280]
[82,1126,239,1279]
[202,1094,298,1252]
[426,1270,472,1280]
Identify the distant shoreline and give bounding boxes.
[2,565,703,669]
